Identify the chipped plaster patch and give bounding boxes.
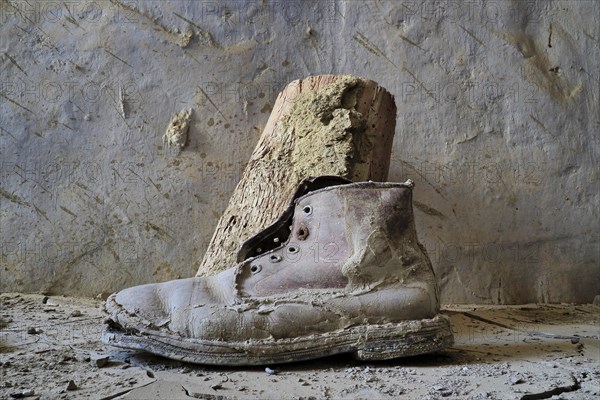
[163,108,193,150]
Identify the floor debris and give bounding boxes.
[0,293,598,399]
[66,380,78,391]
[95,356,110,368]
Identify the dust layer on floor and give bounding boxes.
[0,293,598,399]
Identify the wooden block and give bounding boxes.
[196,75,397,276]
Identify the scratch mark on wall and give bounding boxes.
[64,15,84,31]
[111,167,125,183]
[103,48,133,68]
[109,0,214,48]
[75,182,89,191]
[0,92,36,115]
[529,114,550,134]
[60,244,102,276]
[103,87,130,124]
[144,221,173,242]
[173,12,202,30]
[352,31,387,59]
[398,159,448,201]
[172,12,217,48]
[32,203,50,222]
[402,67,438,103]
[4,0,59,52]
[413,200,446,218]
[147,177,163,194]
[398,34,424,50]
[10,165,51,194]
[58,121,74,131]
[185,52,203,66]
[457,24,485,47]
[60,206,77,218]
[0,187,31,207]
[69,100,86,115]
[3,52,28,75]
[0,125,18,142]
[353,31,436,102]
[198,87,228,121]
[126,167,148,184]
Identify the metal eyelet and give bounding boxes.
[269,254,282,263]
[302,205,312,215]
[250,264,262,274]
[296,225,309,240]
[287,245,299,254]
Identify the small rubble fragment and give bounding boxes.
[66,380,78,391]
[9,389,35,398]
[434,385,453,397]
[96,293,110,301]
[95,356,110,368]
[570,336,580,344]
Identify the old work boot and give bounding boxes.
[102,176,453,365]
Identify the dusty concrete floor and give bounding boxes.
[0,293,598,400]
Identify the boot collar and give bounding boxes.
[237,175,352,262]
[237,177,415,262]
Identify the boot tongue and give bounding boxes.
[237,175,352,262]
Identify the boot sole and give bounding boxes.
[102,314,453,366]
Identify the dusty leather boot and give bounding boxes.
[102,176,453,365]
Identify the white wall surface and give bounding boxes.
[1,0,598,303]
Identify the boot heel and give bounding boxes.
[352,314,454,361]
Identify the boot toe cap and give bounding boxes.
[105,282,168,330]
[106,278,204,332]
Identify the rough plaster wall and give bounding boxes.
[0,0,598,303]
